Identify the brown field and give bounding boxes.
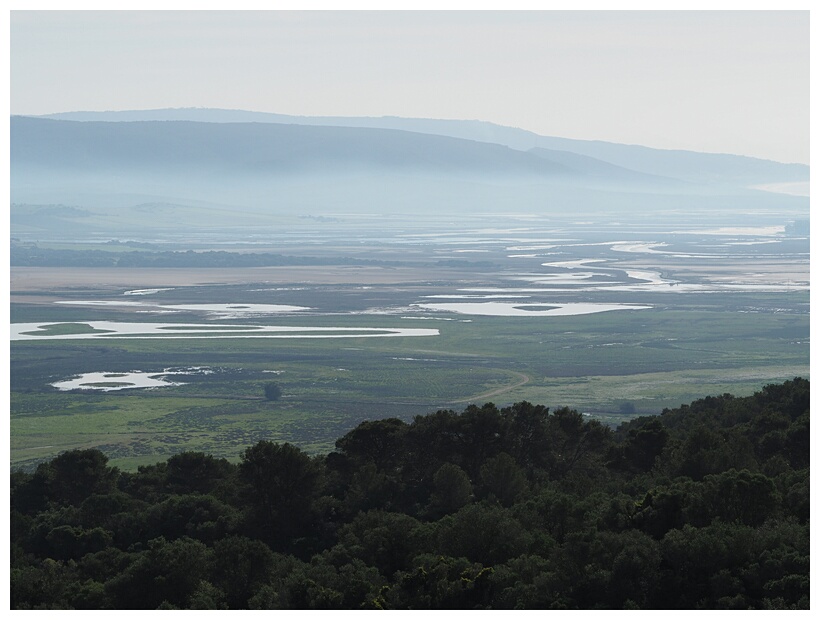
[10,265,474,294]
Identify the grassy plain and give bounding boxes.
[11,298,808,470]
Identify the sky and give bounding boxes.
[7,8,812,164]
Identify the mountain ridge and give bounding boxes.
[31,108,809,186]
[11,114,809,223]
[11,116,574,178]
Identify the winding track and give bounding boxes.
[449,370,531,404]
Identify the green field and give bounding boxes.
[11,298,809,470]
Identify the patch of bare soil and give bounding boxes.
[10,266,475,294]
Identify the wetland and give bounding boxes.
[10,214,809,470]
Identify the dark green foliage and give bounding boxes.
[478,452,528,506]
[330,510,433,577]
[164,451,236,496]
[335,418,407,471]
[500,401,551,472]
[342,461,404,515]
[105,536,212,609]
[35,449,119,507]
[209,536,276,608]
[9,379,810,609]
[438,502,533,566]
[428,463,473,516]
[383,554,494,609]
[513,486,590,544]
[44,525,113,562]
[611,417,669,472]
[263,382,282,401]
[239,441,325,550]
[545,406,612,480]
[695,469,779,527]
[144,494,241,544]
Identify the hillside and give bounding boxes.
[38,108,809,188]
[11,115,808,226]
[12,116,572,177]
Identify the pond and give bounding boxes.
[51,371,185,391]
[50,366,216,391]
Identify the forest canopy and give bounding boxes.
[10,378,809,610]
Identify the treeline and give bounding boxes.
[10,378,809,609]
[10,244,496,270]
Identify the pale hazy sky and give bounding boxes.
[9,9,811,164]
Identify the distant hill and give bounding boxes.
[10,114,809,230]
[11,116,574,178]
[38,108,808,188]
[526,148,687,189]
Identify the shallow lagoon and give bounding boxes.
[51,371,184,391]
[50,366,215,391]
[56,301,311,318]
[11,322,440,341]
[412,302,652,317]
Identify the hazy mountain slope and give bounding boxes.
[12,116,571,178]
[40,107,545,147]
[38,108,808,187]
[528,137,808,187]
[527,148,689,190]
[11,115,808,229]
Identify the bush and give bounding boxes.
[264,383,283,401]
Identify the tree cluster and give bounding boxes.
[10,378,809,609]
